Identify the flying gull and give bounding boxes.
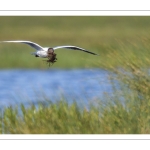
[0,40,98,66]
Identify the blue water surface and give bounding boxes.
[0,68,118,108]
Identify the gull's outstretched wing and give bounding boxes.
[0,40,44,51]
[53,45,98,55]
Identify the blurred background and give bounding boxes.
[1,16,150,133]
[0,16,150,107]
[0,16,150,68]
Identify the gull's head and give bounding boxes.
[48,48,54,54]
[45,48,57,66]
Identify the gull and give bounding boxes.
[0,40,98,66]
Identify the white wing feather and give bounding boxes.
[0,40,44,51]
[53,45,98,55]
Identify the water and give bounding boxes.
[0,68,117,108]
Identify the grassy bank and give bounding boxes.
[0,16,150,69]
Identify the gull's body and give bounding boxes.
[0,40,98,65]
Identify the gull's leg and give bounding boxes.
[35,55,39,57]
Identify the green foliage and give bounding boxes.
[0,101,101,134]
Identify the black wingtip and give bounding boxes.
[86,51,99,56]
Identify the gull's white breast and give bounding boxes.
[36,50,48,58]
